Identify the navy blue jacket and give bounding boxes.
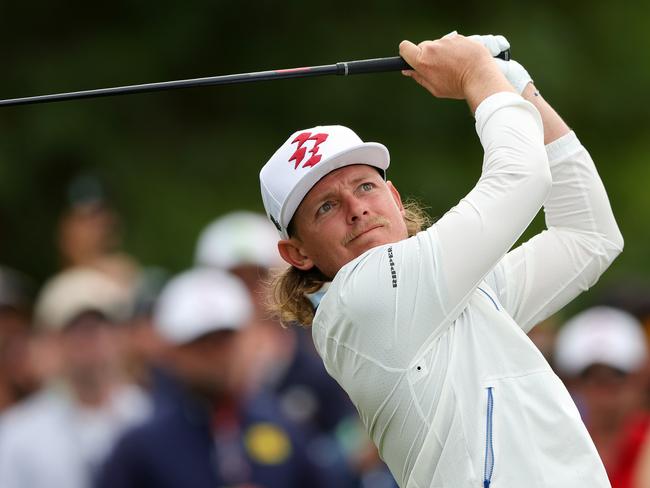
[96,374,334,488]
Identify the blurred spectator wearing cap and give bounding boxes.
[0,266,39,411]
[97,268,336,488]
[0,268,150,488]
[196,211,396,487]
[195,210,284,301]
[58,174,140,289]
[555,306,650,488]
[195,212,339,412]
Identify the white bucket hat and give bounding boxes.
[259,125,390,239]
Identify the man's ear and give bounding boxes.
[387,180,405,215]
[277,240,315,271]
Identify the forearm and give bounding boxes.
[521,83,571,145]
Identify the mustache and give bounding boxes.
[341,216,391,246]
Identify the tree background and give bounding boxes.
[0,0,648,313]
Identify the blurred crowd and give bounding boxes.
[0,179,396,488]
[1,178,650,488]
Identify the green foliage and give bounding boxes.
[0,0,648,310]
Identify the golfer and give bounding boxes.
[259,33,622,487]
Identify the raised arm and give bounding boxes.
[483,77,624,332]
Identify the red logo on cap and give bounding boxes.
[289,132,329,169]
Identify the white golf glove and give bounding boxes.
[467,34,534,94]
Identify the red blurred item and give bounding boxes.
[608,412,650,488]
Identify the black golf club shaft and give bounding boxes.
[0,50,510,107]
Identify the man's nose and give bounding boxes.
[346,195,369,224]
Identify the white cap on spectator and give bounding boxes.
[554,306,648,376]
[154,268,252,345]
[35,267,132,330]
[194,211,283,270]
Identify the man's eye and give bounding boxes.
[317,202,333,215]
[360,182,374,191]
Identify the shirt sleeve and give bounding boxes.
[483,131,624,333]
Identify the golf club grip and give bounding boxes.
[341,48,510,75]
[340,57,411,75]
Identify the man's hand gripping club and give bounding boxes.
[398,33,515,113]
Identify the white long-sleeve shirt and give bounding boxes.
[312,92,623,488]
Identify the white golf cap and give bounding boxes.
[260,125,390,238]
[195,211,283,270]
[554,306,648,376]
[154,268,252,345]
[34,267,132,330]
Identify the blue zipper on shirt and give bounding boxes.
[483,387,495,488]
[477,287,499,311]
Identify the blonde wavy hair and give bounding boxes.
[266,199,431,327]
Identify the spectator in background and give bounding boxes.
[98,268,334,488]
[195,211,396,487]
[0,266,38,411]
[195,211,302,398]
[555,306,650,488]
[0,268,150,488]
[58,174,140,289]
[120,267,169,397]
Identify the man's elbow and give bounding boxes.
[608,226,624,259]
[591,226,624,270]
